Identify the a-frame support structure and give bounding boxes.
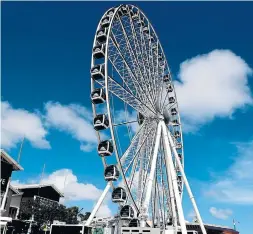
[85,121,207,234]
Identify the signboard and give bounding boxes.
[1,160,13,192]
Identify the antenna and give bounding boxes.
[40,163,46,182]
[17,136,25,163]
[233,218,240,231]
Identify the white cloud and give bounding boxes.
[204,140,253,204]
[175,49,253,132]
[44,102,98,152]
[1,101,50,149]
[96,204,112,217]
[40,169,103,201]
[209,207,233,220]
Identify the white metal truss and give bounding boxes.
[88,4,206,234]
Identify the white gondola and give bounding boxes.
[169,97,175,104]
[137,112,144,125]
[137,18,145,26]
[129,218,140,227]
[98,140,113,156]
[158,54,163,61]
[159,60,165,67]
[163,74,170,83]
[118,6,128,17]
[166,217,173,226]
[91,64,105,80]
[130,10,139,20]
[120,205,135,220]
[104,165,119,181]
[152,42,157,50]
[107,9,114,17]
[149,35,155,43]
[171,108,177,116]
[96,28,108,43]
[93,114,109,131]
[112,187,127,203]
[101,16,111,28]
[143,26,149,34]
[92,44,105,59]
[178,176,183,192]
[176,142,182,149]
[166,84,173,92]
[171,119,179,126]
[174,131,181,138]
[91,88,106,104]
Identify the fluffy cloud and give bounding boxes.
[175,49,253,132]
[96,204,112,217]
[40,169,103,201]
[1,101,50,149]
[209,207,233,220]
[204,140,253,204]
[44,102,98,152]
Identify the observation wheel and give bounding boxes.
[89,4,206,234]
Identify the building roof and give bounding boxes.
[187,222,237,232]
[13,184,64,197]
[9,185,22,195]
[1,149,24,171]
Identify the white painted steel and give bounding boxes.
[166,128,207,234]
[141,122,162,227]
[85,183,111,226]
[161,121,187,234]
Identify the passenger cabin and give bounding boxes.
[104,165,119,181]
[176,143,182,149]
[171,108,177,116]
[171,119,179,126]
[142,26,149,34]
[112,187,127,203]
[107,9,114,17]
[91,64,105,80]
[101,16,111,28]
[137,113,144,125]
[137,18,145,27]
[163,74,170,83]
[96,28,108,43]
[120,205,134,220]
[92,44,105,59]
[129,218,140,227]
[93,114,109,131]
[118,6,128,17]
[174,131,181,138]
[169,97,175,104]
[98,140,113,156]
[130,10,139,20]
[91,88,106,104]
[166,85,173,92]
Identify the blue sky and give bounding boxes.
[2,1,253,233]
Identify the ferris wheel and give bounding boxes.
[86,4,207,234]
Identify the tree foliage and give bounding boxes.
[19,198,79,227]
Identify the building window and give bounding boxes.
[9,206,18,219]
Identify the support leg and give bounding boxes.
[166,127,207,234]
[85,182,111,226]
[161,122,187,234]
[141,121,162,227]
